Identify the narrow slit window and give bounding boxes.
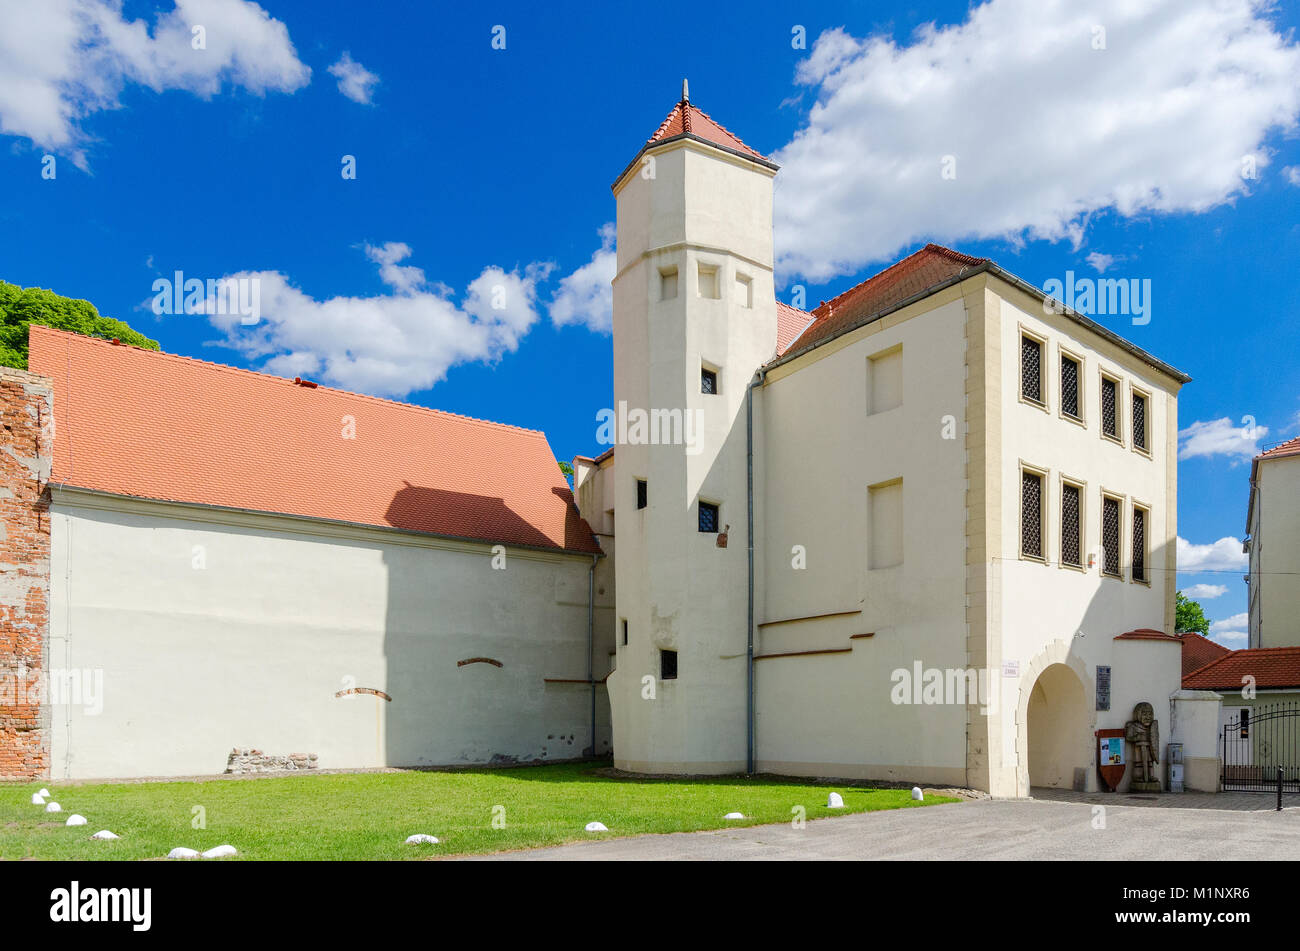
[621,619,628,646]
[1061,483,1082,567]
[1021,470,1043,559]
[698,501,719,533]
[701,367,717,394]
[1021,336,1043,405]
[1132,392,1148,451]
[1102,496,1122,577]
[1061,356,1080,420]
[1132,507,1147,583]
[1101,376,1119,439]
[660,649,678,681]
[697,264,719,299]
[660,267,678,301]
[636,479,647,510]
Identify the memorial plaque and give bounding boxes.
[1096,664,1111,711]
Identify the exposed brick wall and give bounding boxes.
[0,366,53,779]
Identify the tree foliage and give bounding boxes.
[0,280,159,370]
[1175,591,1210,635]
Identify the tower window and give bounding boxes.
[697,264,719,300]
[698,501,719,533]
[1021,469,1043,560]
[1020,335,1043,406]
[1132,391,1148,452]
[636,479,647,510]
[660,649,678,681]
[1061,355,1081,420]
[1102,495,1122,577]
[1101,375,1120,441]
[622,619,628,646]
[734,273,752,308]
[660,267,678,301]
[701,367,717,394]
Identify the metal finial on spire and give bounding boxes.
[682,78,689,103]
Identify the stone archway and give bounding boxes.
[1015,641,1096,796]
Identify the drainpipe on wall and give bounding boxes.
[588,553,598,758]
[746,368,766,774]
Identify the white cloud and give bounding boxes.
[206,244,553,398]
[1284,165,1300,186]
[1085,251,1115,273]
[1213,629,1247,646]
[328,51,378,105]
[1178,417,1268,461]
[549,224,616,333]
[1209,613,1248,642]
[773,0,1300,281]
[0,0,310,165]
[1177,536,1247,574]
[1180,583,1228,600]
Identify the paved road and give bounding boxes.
[468,794,1300,861]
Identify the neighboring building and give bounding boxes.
[578,86,1193,796]
[1245,436,1300,648]
[1,326,612,779]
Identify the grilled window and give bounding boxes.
[1101,377,1119,439]
[1021,336,1043,405]
[1132,507,1147,582]
[1021,470,1043,559]
[1102,496,1121,577]
[1061,356,1080,420]
[701,368,717,394]
[636,479,647,510]
[660,649,678,681]
[1061,483,1082,567]
[699,501,719,533]
[1132,392,1147,451]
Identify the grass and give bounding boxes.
[0,762,958,860]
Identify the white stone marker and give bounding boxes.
[91,830,120,840]
[65,814,88,826]
[31,793,46,805]
[724,812,745,819]
[167,847,200,859]
[404,834,440,845]
[202,845,237,859]
[584,821,608,832]
[38,788,50,797]
[827,792,845,808]
[911,786,924,801]
[44,801,62,813]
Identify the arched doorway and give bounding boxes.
[1026,662,1091,790]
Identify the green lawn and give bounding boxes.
[0,763,958,860]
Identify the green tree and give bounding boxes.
[0,280,159,370]
[1175,591,1210,635]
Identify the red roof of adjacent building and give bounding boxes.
[1183,646,1300,691]
[645,98,769,163]
[776,301,813,355]
[29,326,600,555]
[788,244,989,355]
[1113,628,1181,643]
[1258,435,1300,461]
[1179,631,1234,678]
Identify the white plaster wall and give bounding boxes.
[48,493,608,779]
[1252,456,1300,647]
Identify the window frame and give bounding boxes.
[658,265,678,301]
[660,649,678,681]
[635,478,647,511]
[1058,474,1087,572]
[1099,369,1124,446]
[696,262,720,300]
[700,362,719,396]
[698,499,720,534]
[1130,384,1152,458]
[1018,462,1049,564]
[1018,327,1049,413]
[1057,344,1086,428]
[1130,499,1151,586]
[1100,489,1125,580]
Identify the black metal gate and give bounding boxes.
[1221,701,1300,792]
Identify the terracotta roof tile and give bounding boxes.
[1259,435,1300,461]
[1179,631,1234,678]
[29,326,600,554]
[775,301,813,355]
[1113,628,1181,643]
[1182,646,1300,690]
[647,99,768,162]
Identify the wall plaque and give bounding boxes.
[1096,665,1111,711]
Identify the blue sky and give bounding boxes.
[2,0,1299,644]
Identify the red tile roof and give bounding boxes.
[1183,646,1300,691]
[1179,631,1233,678]
[788,244,989,355]
[1113,628,1181,643]
[1259,435,1300,461]
[775,301,813,355]
[29,326,600,555]
[646,99,769,163]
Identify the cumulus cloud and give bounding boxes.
[1284,165,1300,186]
[1180,583,1228,600]
[328,51,378,105]
[549,224,616,333]
[1085,252,1115,274]
[1178,417,1269,461]
[1209,613,1249,643]
[206,244,553,398]
[773,0,1300,281]
[0,0,310,165]
[1177,536,1247,574]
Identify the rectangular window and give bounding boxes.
[868,479,904,568]
[697,264,719,299]
[1061,355,1081,420]
[621,619,628,646]
[701,367,717,394]
[1021,470,1043,560]
[1061,482,1082,568]
[1132,506,1147,583]
[734,273,752,308]
[1021,335,1043,405]
[660,649,678,681]
[659,267,678,301]
[698,501,719,533]
[636,479,647,510]
[1132,391,1148,452]
[1102,495,1122,577]
[867,346,902,415]
[1101,376,1119,440]
[1240,708,1250,739]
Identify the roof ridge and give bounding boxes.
[813,243,991,318]
[31,325,549,440]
